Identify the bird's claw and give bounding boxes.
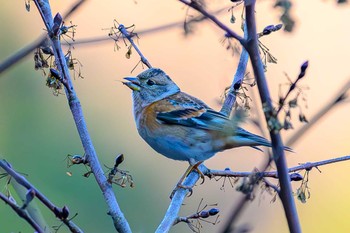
[169,184,193,199]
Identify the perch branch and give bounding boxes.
[208,155,350,178]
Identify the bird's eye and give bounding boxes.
[147,79,155,86]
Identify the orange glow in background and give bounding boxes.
[0,1,350,232]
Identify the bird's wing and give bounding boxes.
[156,93,233,131]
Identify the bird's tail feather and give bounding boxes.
[234,127,293,152]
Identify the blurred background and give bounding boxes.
[1,0,350,232]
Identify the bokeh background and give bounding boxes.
[1,0,350,232]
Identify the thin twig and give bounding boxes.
[178,0,245,46]
[286,79,350,146]
[0,160,83,233]
[219,156,273,233]
[0,192,44,233]
[0,5,227,75]
[208,155,350,178]
[118,24,152,68]
[32,1,131,232]
[276,61,308,116]
[0,0,86,75]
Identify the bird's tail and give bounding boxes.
[228,127,293,152]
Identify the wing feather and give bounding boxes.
[156,93,233,131]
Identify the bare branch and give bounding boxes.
[0,160,83,233]
[117,24,152,68]
[244,1,301,231]
[156,165,204,232]
[276,61,309,116]
[208,155,350,179]
[0,4,227,75]
[0,192,44,233]
[31,1,131,232]
[178,0,245,45]
[0,0,86,75]
[220,22,248,116]
[287,79,350,146]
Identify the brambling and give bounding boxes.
[123,68,290,185]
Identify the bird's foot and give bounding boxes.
[169,161,205,199]
[169,183,193,199]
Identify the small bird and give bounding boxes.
[123,68,289,184]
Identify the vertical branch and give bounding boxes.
[32,1,131,232]
[220,22,249,116]
[244,1,301,232]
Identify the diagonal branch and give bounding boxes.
[0,0,86,75]
[0,160,83,233]
[178,0,245,45]
[0,4,228,76]
[156,166,203,232]
[287,79,350,146]
[118,24,152,68]
[0,192,44,233]
[32,1,131,232]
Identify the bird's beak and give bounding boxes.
[123,77,141,91]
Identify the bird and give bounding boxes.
[123,68,290,188]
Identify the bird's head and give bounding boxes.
[123,68,180,107]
